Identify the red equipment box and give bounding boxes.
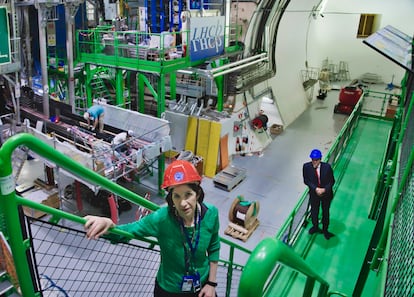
[339,86,363,105]
[334,86,363,115]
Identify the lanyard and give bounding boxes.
[180,205,201,274]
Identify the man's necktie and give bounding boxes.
[315,167,321,187]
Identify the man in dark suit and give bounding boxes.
[303,149,335,239]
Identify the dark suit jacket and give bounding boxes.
[303,161,335,200]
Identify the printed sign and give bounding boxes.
[47,22,56,47]
[189,16,225,62]
[0,7,11,65]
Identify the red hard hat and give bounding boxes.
[161,160,201,189]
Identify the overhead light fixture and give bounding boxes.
[318,0,329,17]
[311,0,329,19]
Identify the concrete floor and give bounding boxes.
[201,86,349,261]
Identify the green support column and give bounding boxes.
[170,72,176,101]
[157,73,166,194]
[85,63,92,107]
[157,74,166,117]
[215,74,224,112]
[137,73,145,113]
[115,68,124,107]
[125,71,131,108]
[158,154,166,196]
[212,59,226,112]
[0,152,38,296]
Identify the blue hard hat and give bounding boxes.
[309,149,322,159]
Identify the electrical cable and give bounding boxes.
[40,274,69,297]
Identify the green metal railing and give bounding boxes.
[237,87,402,296]
[0,133,248,296]
[238,238,329,297]
[77,28,189,73]
[76,24,244,73]
[370,90,414,271]
[275,88,370,246]
[235,99,364,297]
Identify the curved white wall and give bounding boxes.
[269,0,413,127]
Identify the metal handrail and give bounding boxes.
[238,238,329,297]
[369,91,414,270]
[0,133,249,296]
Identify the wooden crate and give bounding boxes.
[23,191,60,219]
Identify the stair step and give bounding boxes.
[0,278,14,295]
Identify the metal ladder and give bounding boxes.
[90,75,113,103]
[0,270,21,296]
[338,61,351,81]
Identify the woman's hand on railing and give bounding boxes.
[84,215,115,239]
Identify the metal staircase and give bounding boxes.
[0,270,21,296]
[90,74,113,103]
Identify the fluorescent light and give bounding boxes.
[319,0,328,16]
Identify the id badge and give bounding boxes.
[181,273,201,293]
[181,275,193,292]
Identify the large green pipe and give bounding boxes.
[238,237,328,297]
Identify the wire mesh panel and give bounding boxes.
[385,161,414,297]
[385,94,414,297]
[28,218,159,297]
[27,217,238,296]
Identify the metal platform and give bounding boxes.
[213,166,247,191]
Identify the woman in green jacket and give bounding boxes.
[85,160,220,297]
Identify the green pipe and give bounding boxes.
[14,195,158,246]
[238,238,328,297]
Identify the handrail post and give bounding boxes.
[0,152,38,296]
[303,277,315,297]
[225,245,235,297]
